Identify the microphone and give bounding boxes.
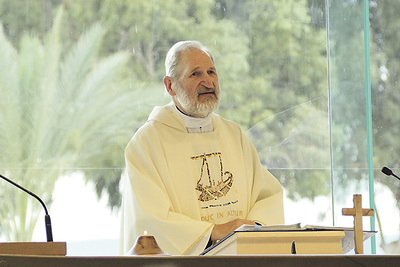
[0,173,53,242]
[381,166,400,180]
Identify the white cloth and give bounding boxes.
[177,107,213,133]
[120,102,284,255]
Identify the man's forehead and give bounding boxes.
[179,49,215,70]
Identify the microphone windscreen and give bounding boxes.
[382,167,393,176]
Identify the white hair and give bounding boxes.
[165,41,214,79]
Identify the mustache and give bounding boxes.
[197,86,216,95]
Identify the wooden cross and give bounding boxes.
[342,194,374,254]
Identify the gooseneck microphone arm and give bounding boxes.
[0,173,53,242]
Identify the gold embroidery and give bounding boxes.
[192,152,233,202]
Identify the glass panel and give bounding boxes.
[0,0,332,255]
[0,0,382,255]
[327,0,375,253]
[217,0,332,228]
[370,0,400,255]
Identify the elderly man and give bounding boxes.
[120,41,284,255]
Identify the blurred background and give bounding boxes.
[0,0,399,255]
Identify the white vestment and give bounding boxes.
[120,103,284,255]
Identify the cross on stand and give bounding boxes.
[342,194,374,254]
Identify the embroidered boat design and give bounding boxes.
[192,152,233,202]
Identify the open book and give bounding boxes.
[201,223,376,255]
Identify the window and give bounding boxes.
[2,0,397,255]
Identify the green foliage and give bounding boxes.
[369,0,400,206]
[212,0,330,200]
[0,0,62,46]
[0,0,361,241]
[0,6,167,241]
[1,1,400,252]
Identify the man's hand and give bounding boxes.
[211,219,256,241]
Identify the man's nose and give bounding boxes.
[202,75,216,87]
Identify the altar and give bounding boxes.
[1,254,400,267]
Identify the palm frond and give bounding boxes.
[59,23,106,102]
[0,23,21,164]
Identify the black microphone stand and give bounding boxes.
[0,174,53,242]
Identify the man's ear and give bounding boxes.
[164,76,176,96]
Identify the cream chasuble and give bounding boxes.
[120,103,284,255]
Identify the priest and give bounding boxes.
[120,40,284,255]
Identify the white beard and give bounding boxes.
[174,86,219,118]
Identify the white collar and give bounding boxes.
[176,107,213,133]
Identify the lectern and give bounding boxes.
[0,242,66,256]
[203,230,345,255]
[201,225,376,256]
